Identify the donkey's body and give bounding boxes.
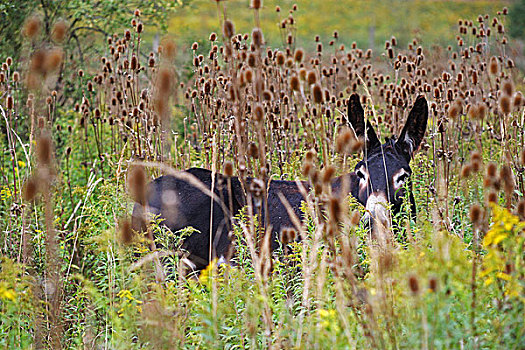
[132,168,358,269]
[132,94,428,269]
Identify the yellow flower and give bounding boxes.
[0,287,16,301]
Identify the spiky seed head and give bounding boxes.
[128,165,147,206]
[312,84,323,103]
[489,56,499,75]
[499,94,511,114]
[37,133,53,166]
[254,103,264,122]
[521,149,525,166]
[248,142,258,159]
[502,79,514,96]
[294,48,304,62]
[224,161,234,177]
[22,177,39,202]
[307,71,317,85]
[23,16,41,39]
[51,21,67,42]
[500,164,515,195]
[276,51,285,66]
[461,164,472,179]
[428,277,438,292]
[6,95,13,110]
[290,75,300,91]
[252,28,264,47]
[119,218,134,245]
[448,102,461,120]
[469,204,483,227]
[162,38,176,60]
[223,20,235,39]
[517,199,525,220]
[157,67,173,95]
[408,274,420,295]
[487,191,498,203]
[513,92,523,110]
[322,166,335,184]
[328,196,341,223]
[487,162,497,178]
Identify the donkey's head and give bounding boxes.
[347,94,428,228]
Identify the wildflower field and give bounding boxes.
[0,0,524,348]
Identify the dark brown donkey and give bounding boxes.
[132,94,428,270]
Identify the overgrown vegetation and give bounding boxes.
[0,1,524,348]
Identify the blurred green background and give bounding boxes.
[168,0,510,50]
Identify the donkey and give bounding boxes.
[131,94,428,270]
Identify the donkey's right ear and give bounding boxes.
[347,94,381,151]
[396,95,428,159]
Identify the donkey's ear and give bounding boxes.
[347,94,380,152]
[397,95,428,158]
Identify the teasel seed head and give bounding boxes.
[500,164,515,196]
[119,218,134,245]
[328,196,341,223]
[223,20,235,39]
[128,165,147,206]
[469,204,483,227]
[276,51,285,66]
[487,191,498,204]
[290,75,300,91]
[22,176,39,202]
[498,94,511,114]
[489,56,499,75]
[51,21,68,42]
[408,274,420,295]
[517,199,525,220]
[224,161,234,177]
[312,83,323,103]
[322,165,335,184]
[502,79,514,96]
[254,103,264,122]
[37,132,53,166]
[428,276,438,292]
[461,164,472,179]
[252,28,264,47]
[513,91,523,110]
[6,95,13,110]
[23,16,41,39]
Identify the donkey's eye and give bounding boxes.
[356,170,365,179]
[393,171,410,188]
[398,174,409,182]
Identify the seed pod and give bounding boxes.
[119,218,134,245]
[224,161,234,177]
[408,275,420,295]
[290,75,300,91]
[312,84,323,103]
[294,48,304,62]
[502,79,514,96]
[128,165,147,206]
[37,133,53,166]
[489,56,499,75]
[307,71,317,85]
[223,20,235,39]
[252,28,264,47]
[22,177,39,202]
[469,204,483,227]
[498,95,511,114]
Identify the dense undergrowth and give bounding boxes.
[0,2,524,349]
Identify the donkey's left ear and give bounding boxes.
[396,95,428,159]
